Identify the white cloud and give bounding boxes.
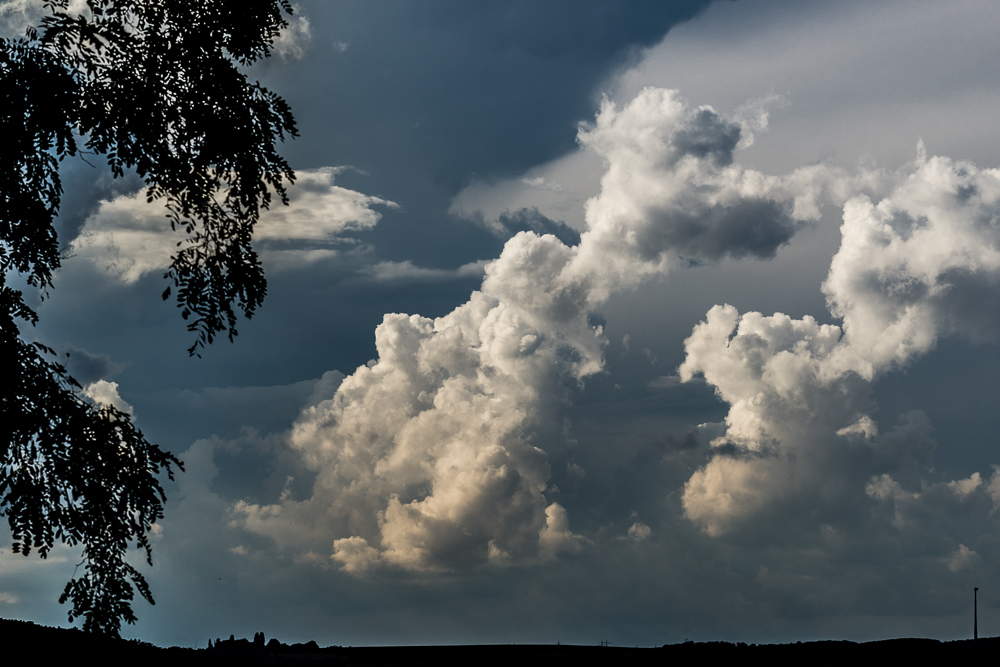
[947,544,980,573]
[538,503,586,559]
[233,88,847,574]
[948,473,983,498]
[82,379,133,415]
[272,5,312,61]
[331,537,382,574]
[70,194,177,283]
[626,522,651,542]
[70,167,396,281]
[571,87,864,303]
[679,150,1000,536]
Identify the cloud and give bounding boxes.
[569,87,872,306]
[948,473,982,498]
[69,167,396,281]
[520,176,563,192]
[538,503,586,559]
[626,522,652,542]
[679,149,1000,537]
[232,87,845,574]
[57,345,128,385]
[256,168,395,241]
[82,380,133,415]
[449,149,603,234]
[360,260,487,283]
[272,5,312,61]
[731,91,787,150]
[579,90,793,267]
[946,544,980,573]
[69,193,178,283]
[331,536,382,574]
[0,0,42,38]
[495,208,581,247]
[133,373,346,451]
[646,375,684,389]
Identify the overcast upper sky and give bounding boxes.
[5,0,1000,649]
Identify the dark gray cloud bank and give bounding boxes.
[5,0,1000,650]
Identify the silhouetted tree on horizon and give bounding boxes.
[1,0,297,636]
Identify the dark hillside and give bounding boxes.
[2,618,999,666]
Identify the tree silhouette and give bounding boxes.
[1,0,297,636]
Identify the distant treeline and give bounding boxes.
[2,618,998,666]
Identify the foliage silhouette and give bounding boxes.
[1,0,298,636]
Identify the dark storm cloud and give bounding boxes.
[260,0,716,268]
[671,107,743,166]
[496,207,582,246]
[37,0,716,403]
[637,198,797,262]
[58,344,129,385]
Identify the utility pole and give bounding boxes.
[974,587,979,642]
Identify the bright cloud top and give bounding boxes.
[233,87,852,573]
[272,3,312,61]
[680,149,1000,536]
[70,167,396,281]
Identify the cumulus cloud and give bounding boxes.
[947,544,980,573]
[627,522,652,542]
[538,503,586,559]
[82,379,133,415]
[69,167,396,280]
[949,473,983,498]
[679,149,1000,537]
[569,87,877,307]
[331,536,382,574]
[233,88,847,574]
[272,5,312,61]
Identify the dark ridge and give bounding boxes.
[3,618,1000,666]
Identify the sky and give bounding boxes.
[4,0,1000,649]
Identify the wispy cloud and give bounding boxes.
[69,167,396,281]
[360,260,487,283]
